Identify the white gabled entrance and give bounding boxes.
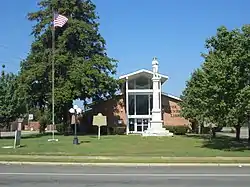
[119,58,169,135]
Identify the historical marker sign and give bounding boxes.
[93,113,107,139]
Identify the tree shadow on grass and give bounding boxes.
[80,140,90,143]
[186,134,250,152]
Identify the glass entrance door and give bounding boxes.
[136,119,142,132]
[128,118,149,133]
[136,118,149,133]
[143,119,149,131]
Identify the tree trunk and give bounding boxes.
[235,125,241,141]
[198,123,201,134]
[63,103,71,136]
[212,128,216,138]
[209,126,216,140]
[248,127,250,142]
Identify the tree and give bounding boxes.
[19,0,120,126]
[0,65,26,129]
[180,68,208,133]
[180,63,222,138]
[204,25,250,140]
[180,25,250,141]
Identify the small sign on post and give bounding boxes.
[93,113,107,140]
[28,114,34,120]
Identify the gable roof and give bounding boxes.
[119,69,169,83]
[162,92,182,101]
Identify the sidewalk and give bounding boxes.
[1,155,250,164]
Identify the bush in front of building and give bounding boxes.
[165,125,189,135]
[107,126,126,135]
[39,115,50,134]
[56,123,65,134]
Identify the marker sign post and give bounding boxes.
[93,113,107,140]
[14,130,21,148]
[14,118,23,148]
[1,118,23,149]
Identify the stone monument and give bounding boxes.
[142,57,173,137]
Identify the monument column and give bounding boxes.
[151,57,162,129]
[142,57,173,136]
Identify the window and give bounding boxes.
[128,80,135,89]
[135,76,150,89]
[127,75,154,90]
[137,119,142,132]
[136,95,149,115]
[150,95,153,114]
[128,95,135,115]
[143,119,149,130]
[129,118,135,131]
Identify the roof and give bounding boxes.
[119,69,169,83]
[162,92,182,101]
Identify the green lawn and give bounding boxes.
[0,134,250,157]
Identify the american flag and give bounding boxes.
[53,13,68,27]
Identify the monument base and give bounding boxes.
[142,121,174,137]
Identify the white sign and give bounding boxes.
[93,113,107,140]
[28,114,33,120]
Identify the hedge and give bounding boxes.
[165,125,189,135]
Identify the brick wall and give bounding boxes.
[24,121,40,131]
[84,94,190,129]
[162,95,190,126]
[90,95,127,127]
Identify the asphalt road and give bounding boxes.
[0,164,250,187]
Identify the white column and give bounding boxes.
[159,81,162,119]
[147,94,150,129]
[148,93,150,115]
[152,78,159,110]
[125,77,129,135]
[134,93,136,115]
[151,76,162,126]
[151,57,162,125]
[142,57,173,137]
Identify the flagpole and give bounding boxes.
[48,8,58,142]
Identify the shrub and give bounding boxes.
[113,126,126,135]
[165,125,189,135]
[56,123,65,134]
[165,126,175,133]
[201,126,210,134]
[39,115,50,134]
[38,109,51,134]
[106,126,126,135]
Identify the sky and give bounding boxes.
[0,0,249,98]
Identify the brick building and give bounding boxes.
[82,59,190,135]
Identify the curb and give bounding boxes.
[0,161,249,167]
